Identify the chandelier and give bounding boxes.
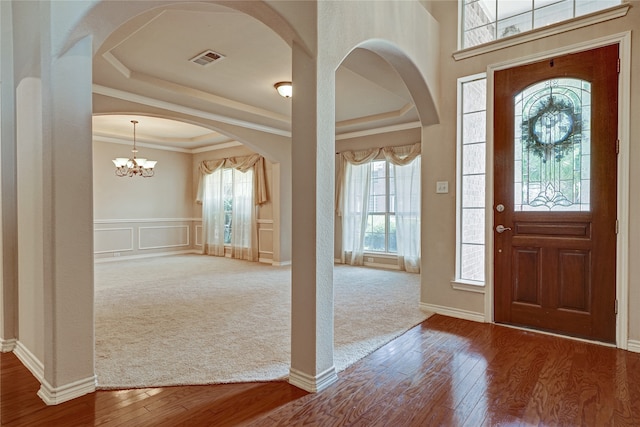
[112,120,157,177]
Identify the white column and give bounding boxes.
[38,34,95,405]
[289,41,337,392]
[0,0,18,352]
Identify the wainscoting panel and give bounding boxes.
[257,219,273,264]
[94,228,134,254]
[139,225,190,250]
[195,225,203,247]
[94,219,199,261]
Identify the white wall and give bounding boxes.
[93,140,196,260]
[94,141,193,219]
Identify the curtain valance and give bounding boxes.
[382,142,421,166]
[336,142,420,216]
[196,154,268,206]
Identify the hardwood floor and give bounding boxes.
[3,314,640,426]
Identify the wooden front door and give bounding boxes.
[493,44,618,343]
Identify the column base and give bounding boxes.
[289,365,338,393]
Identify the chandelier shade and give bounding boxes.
[113,120,157,177]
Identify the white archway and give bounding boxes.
[3,0,441,403]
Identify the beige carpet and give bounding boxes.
[94,254,431,389]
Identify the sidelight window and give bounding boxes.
[456,74,487,284]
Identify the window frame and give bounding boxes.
[455,73,487,288]
[364,159,397,255]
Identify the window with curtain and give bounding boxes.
[337,143,421,273]
[197,154,267,262]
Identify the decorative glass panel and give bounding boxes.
[514,78,591,211]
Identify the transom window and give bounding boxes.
[461,0,621,49]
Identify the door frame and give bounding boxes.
[484,31,631,349]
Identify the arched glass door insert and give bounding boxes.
[514,78,591,211]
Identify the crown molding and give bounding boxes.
[93,84,291,138]
[336,103,415,128]
[336,121,421,140]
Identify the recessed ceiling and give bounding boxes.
[93,115,235,151]
[92,3,419,150]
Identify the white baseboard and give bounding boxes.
[14,341,45,381]
[363,261,400,270]
[272,260,292,267]
[333,259,400,271]
[38,375,96,405]
[419,302,486,323]
[289,366,338,393]
[1,338,17,352]
[95,249,200,263]
[14,341,96,405]
[627,340,640,353]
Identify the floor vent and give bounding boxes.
[190,50,225,67]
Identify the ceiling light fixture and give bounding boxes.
[274,81,292,98]
[112,120,157,178]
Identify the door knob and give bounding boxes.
[496,224,512,233]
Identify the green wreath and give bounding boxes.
[521,95,581,162]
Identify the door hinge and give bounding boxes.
[616,139,620,154]
[615,299,619,314]
[616,219,619,234]
[617,58,621,73]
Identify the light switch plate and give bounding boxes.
[436,181,449,194]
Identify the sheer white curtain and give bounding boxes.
[384,143,421,273]
[196,154,267,262]
[201,170,226,256]
[337,148,380,266]
[391,156,421,273]
[229,168,256,260]
[342,161,372,265]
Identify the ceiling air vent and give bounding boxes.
[190,50,225,67]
